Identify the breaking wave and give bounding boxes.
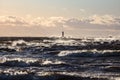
[58,50,120,57]
[0,38,120,80]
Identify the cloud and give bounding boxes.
[89,15,120,25]
[0,15,120,29]
[0,16,28,27]
[0,15,120,37]
[80,9,85,12]
[31,17,66,27]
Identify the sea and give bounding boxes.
[0,37,120,80]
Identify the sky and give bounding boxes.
[0,0,120,37]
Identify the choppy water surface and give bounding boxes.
[0,37,120,80]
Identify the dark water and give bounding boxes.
[0,37,120,80]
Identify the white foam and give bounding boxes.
[0,56,7,63]
[115,77,120,80]
[42,60,52,65]
[54,39,78,45]
[12,40,27,47]
[58,50,120,57]
[42,60,65,65]
[0,57,38,64]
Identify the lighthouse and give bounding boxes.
[62,31,65,38]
